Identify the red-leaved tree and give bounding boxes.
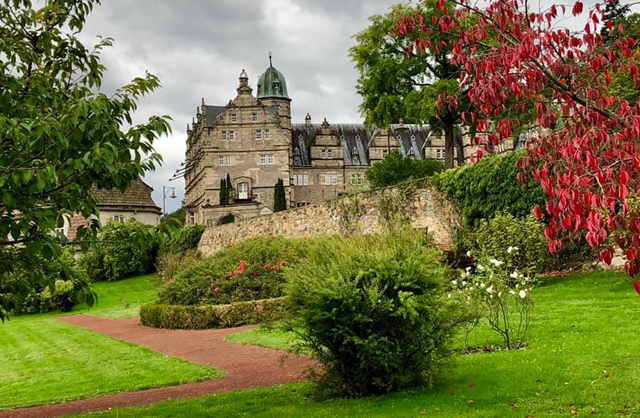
[398,0,640,290]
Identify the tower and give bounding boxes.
[256,53,291,129]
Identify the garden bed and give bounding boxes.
[140,297,289,330]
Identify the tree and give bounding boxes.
[226,173,233,203]
[273,179,287,212]
[0,0,171,319]
[399,0,640,286]
[601,0,631,44]
[219,178,228,205]
[365,151,444,189]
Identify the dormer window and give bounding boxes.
[231,113,238,122]
[293,147,302,165]
[327,149,333,158]
[352,147,359,163]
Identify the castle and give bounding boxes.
[182,59,516,227]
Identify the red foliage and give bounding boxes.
[397,0,640,281]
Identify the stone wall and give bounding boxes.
[198,182,459,256]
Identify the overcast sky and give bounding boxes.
[80,0,400,214]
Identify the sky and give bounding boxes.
[81,0,400,214]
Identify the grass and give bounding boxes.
[0,274,223,410]
[71,270,640,417]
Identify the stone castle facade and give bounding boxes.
[183,61,522,227]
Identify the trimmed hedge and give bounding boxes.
[432,150,546,228]
[140,297,288,330]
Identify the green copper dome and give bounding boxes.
[256,63,290,101]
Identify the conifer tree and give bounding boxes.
[226,174,233,203]
[219,178,227,205]
[274,179,287,212]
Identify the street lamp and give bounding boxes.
[163,186,177,215]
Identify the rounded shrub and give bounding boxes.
[285,232,471,397]
[158,225,206,257]
[158,236,310,306]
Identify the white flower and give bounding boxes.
[451,280,458,286]
[480,282,486,288]
[510,271,519,279]
[507,246,519,254]
[461,281,467,287]
[466,266,472,272]
[477,264,485,271]
[509,290,516,295]
[466,250,472,257]
[487,286,494,294]
[519,290,527,299]
[489,258,503,266]
[498,292,502,297]
[448,293,452,298]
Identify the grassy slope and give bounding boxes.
[73,270,640,417]
[0,275,223,410]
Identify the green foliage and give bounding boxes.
[158,225,205,257]
[366,150,443,189]
[274,178,287,212]
[285,232,471,397]
[432,150,547,228]
[0,0,171,320]
[219,179,228,205]
[161,203,186,225]
[453,254,535,349]
[2,247,86,315]
[157,250,201,283]
[80,221,160,282]
[158,237,310,306]
[469,215,548,275]
[140,297,289,330]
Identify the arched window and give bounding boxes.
[237,182,249,200]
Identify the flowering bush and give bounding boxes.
[452,251,534,349]
[158,237,310,306]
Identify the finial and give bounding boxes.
[201,97,205,106]
[269,50,273,67]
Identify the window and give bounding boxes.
[231,113,237,122]
[264,129,270,139]
[218,155,231,166]
[260,154,274,165]
[320,149,326,159]
[238,182,249,199]
[325,173,338,185]
[292,174,309,186]
[189,213,195,225]
[324,174,331,185]
[332,174,338,185]
[251,113,258,122]
[350,173,364,186]
[436,149,444,159]
[111,214,125,223]
[275,105,281,114]
[228,130,235,140]
[327,149,333,158]
[255,129,262,140]
[382,149,389,158]
[221,130,227,141]
[207,218,213,227]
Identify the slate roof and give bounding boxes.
[291,123,433,167]
[204,105,227,128]
[91,179,161,213]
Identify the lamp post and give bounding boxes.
[163,186,177,215]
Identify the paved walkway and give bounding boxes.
[0,315,313,418]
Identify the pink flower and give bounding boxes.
[234,270,240,276]
[214,287,220,293]
[211,282,216,287]
[238,260,245,273]
[253,271,260,276]
[263,263,270,270]
[280,260,287,266]
[227,272,233,278]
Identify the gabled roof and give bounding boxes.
[390,124,433,159]
[91,179,161,213]
[204,105,227,128]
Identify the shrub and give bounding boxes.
[452,253,535,349]
[432,150,547,228]
[157,249,201,282]
[5,247,87,314]
[79,221,159,282]
[158,225,205,257]
[469,214,547,275]
[158,237,310,306]
[285,232,471,397]
[366,150,444,189]
[140,297,288,329]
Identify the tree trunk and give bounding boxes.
[443,119,455,169]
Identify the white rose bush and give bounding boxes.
[451,248,535,349]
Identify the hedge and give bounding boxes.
[431,150,547,228]
[139,297,289,330]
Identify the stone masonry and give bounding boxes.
[198,183,459,256]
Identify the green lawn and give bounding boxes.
[72,270,640,417]
[0,274,223,411]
